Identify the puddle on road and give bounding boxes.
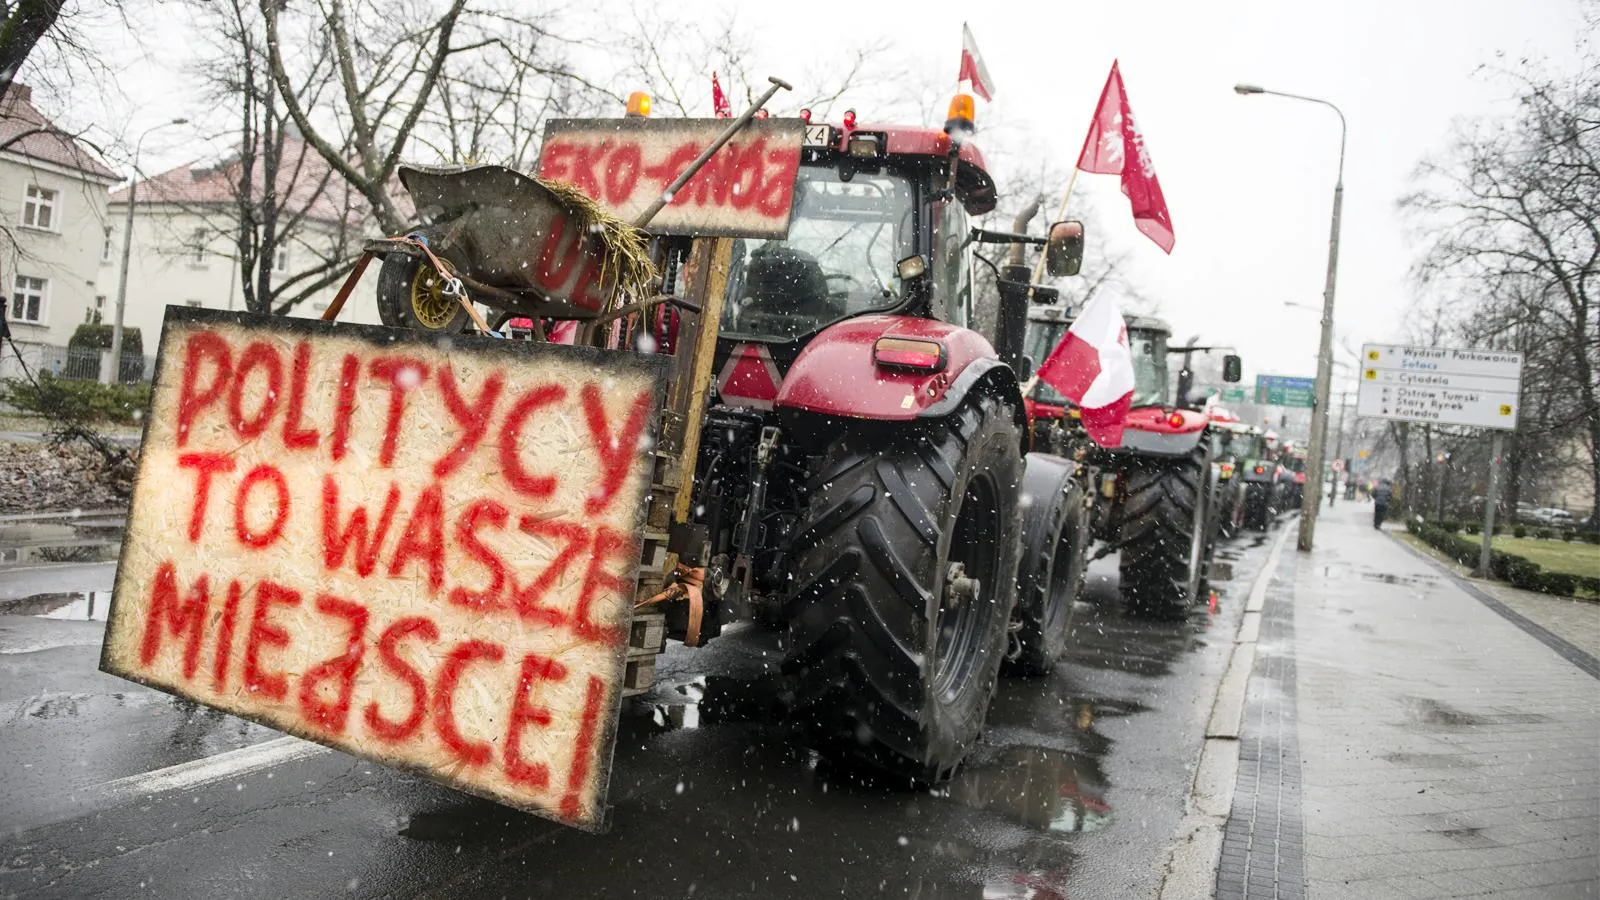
[11,591,113,620]
[0,519,125,568]
[1360,571,1439,587]
[943,744,1111,834]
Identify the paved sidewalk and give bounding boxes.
[1219,503,1599,899]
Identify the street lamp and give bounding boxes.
[1235,83,1346,553]
[106,118,188,384]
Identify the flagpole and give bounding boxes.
[1029,166,1080,287]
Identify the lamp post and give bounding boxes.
[1235,84,1345,552]
[106,118,187,385]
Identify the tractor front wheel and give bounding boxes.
[783,393,1023,785]
[1118,445,1212,619]
[1007,453,1087,676]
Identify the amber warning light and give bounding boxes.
[873,337,946,372]
[625,91,652,118]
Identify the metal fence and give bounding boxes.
[0,341,152,384]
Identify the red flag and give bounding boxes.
[1036,293,1136,447]
[1076,61,1174,254]
[957,23,995,102]
[711,71,732,118]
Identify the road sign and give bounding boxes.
[1358,449,1370,459]
[1255,374,1316,408]
[1356,343,1522,430]
[1219,387,1249,403]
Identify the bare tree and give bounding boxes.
[1402,60,1600,521]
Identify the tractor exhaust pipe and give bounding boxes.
[994,199,1043,376]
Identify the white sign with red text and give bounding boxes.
[538,118,803,239]
[101,308,664,831]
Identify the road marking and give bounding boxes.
[92,736,331,802]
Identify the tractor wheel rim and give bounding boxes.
[409,266,458,329]
[934,471,1001,701]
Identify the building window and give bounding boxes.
[184,299,203,308]
[86,295,106,324]
[10,275,47,324]
[190,228,207,265]
[102,225,115,262]
[23,185,58,230]
[274,247,289,272]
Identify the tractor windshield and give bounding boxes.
[1025,319,1172,409]
[1127,328,1168,407]
[720,165,916,342]
[1219,430,1265,460]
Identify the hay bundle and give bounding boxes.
[537,179,659,315]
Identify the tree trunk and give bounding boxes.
[0,0,65,99]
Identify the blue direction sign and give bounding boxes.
[1255,375,1316,408]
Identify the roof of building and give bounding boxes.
[110,135,361,225]
[0,84,120,182]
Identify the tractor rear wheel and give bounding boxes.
[1118,445,1211,619]
[1007,453,1087,676]
[782,393,1022,785]
[375,234,472,333]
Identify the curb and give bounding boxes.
[1156,524,1294,900]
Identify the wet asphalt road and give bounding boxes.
[0,523,1280,899]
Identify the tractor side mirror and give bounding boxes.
[1044,220,1085,277]
[1222,354,1242,383]
[1018,355,1035,381]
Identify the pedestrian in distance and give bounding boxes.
[1371,478,1394,530]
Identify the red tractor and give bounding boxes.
[368,92,1091,783]
[1019,305,1242,618]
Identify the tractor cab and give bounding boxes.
[702,105,1000,408]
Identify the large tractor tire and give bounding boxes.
[375,233,473,333]
[1118,445,1212,619]
[783,393,1023,785]
[1006,453,1088,676]
[1242,484,1273,531]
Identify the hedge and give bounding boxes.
[0,375,151,426]
[1407,518,1599,599]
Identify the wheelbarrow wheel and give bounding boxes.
[376,245,472,333]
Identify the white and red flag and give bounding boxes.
[711,71,732,118]
[1077,61,1174,254]
[957,23,995,102]
[1036,293,1136,447]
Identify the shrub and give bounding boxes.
[1513,525,1527,538]
[1438,519,1461,534]
[1561,530,1575,542]
[1464,522,1481,535]
[1535,528,1552,540]
[1584,532,1600,545]
[0,375,151,426]
[68,323,143,356]
[1492,524,1505,535]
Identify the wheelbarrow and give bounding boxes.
[362,165,655,334]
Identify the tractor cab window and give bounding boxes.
[721,165,916,342]
[1128,329,1168,407]
[1219,430,1263,461]
[933,199,971,327]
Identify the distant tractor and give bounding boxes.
[1021,307,1242,618]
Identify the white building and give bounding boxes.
[104,135,382,352]
[0,84,119,349]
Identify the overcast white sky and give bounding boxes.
[56,0,1586,383]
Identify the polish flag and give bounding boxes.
[957,23,995,102]
[1076,61,1174,254]
[711,71,732,118]
[1035,293,1136,448]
